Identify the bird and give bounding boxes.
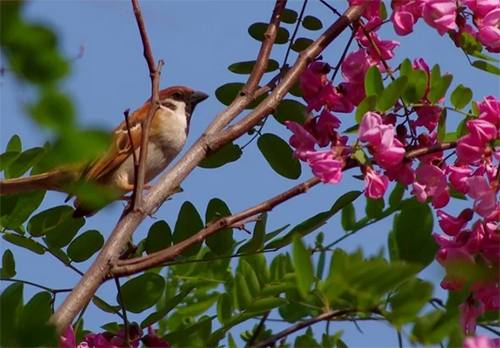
[0,86,209,216]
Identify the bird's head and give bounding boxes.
[157,86,209,120]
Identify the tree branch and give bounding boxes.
[50,3,365,332]
[110,177,321,277]
[250,309,353,348]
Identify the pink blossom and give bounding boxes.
[315,110,341,146]
[437,209,473,236]
[474,283,500,310]
[457,134,485,163]
[385,161,416,185]
[306,151,344,184]
[359,112,384,143]
[341,49,371,82]
[447,165,473,193]
[422,0,458,35]
[300,62,330,105]
[60,327,77,348]
[359,31,400,62]
[391,0,424,35]
[477,8,500,52]
[364,167,389,198]
[460,300,486,335]
[320,84,355,113]
[463,0,499,18]
[466,176,498,218]
[463,335,500,348]
[285,121,317,160]
[350,0,381,20]
[339,81,366,106]
[413,164,450,208]
[467,119,497,145]
[414,105,442,132]
[477,96,500,128]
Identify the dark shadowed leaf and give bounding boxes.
[291,37,313,52]
[205,198,234,255]
[29,89,75,133]
[3,234,45,254]
[388,199,436,268]
[302,15,322,30]
[92,297,120,314]
[238,213,267,253]
[145,220,172,254]
[0,191,45,230]
[67,230,104,262]
[199,143,242,168]
[248,22,289,44]
[5,147,45,178]
[282,8,298,23]
[0,283,23,347]
[18,292,57,347]
[228,59,279,74]
[172,201,204,257]
[119,273,165,313]
[341,203,356,231]
[450,84,473,110]
[1,249,16,278]
[292,236,314,297]
[274,99,307,124]
[365,198,384,219]
[257,133,301,179]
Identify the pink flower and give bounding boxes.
[413,164,450,208]
[306,151,344,184]
[463,0,499,18]
[342,49,371,82]
[422,0,458,35]
[414,105,442,132]
[477,8,500,52]
[285,121,317,160]
[467,119,497,145]
[437,209,473,236]
[385,161,416,185]
[477,96,500,128]
[463,335,500,348]
[457,134,485,163]
[447,165,473,193]
[460,300,486,336]
[364,167,389,198]
[359,31,400,63]
[466,176,498,218]
[350,0,381,20]
[359,112,384,143]
[320,84,355,113]
[339,81,366,106]
[315,110,341,146]
[391,0,424,35]
[60,327,77,348]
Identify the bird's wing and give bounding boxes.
[82,105,149,182]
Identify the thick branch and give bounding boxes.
[50,3,365,332]
[251,310,353,348]
[110,177,321,277]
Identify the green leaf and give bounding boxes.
[36,206,85,248]
[428,66,453,104]
[365,198,384,219]
[217,293,233,324]
[402,69,427,103]
[248,22,289,44]
[0,151,20,172]
[459,32,483,56]
[29,89,75,133]
[199,142,242,169]
[6,147,45,178]
[412,309,459,344]
[141,286,193,328]
[0,283,23,347]
[6,135,22,152]
[119,273,165,313]
[376,76,408,112]
[172,201,204,257]
[247,297,285,313]
[2,234,45,254]
[388,279,433,327]
[450,84,473,110]
[228,59,279,75]
[0,249,16,278]
[257,133,301,179]
[302,15,322,30]
[265,191,362,249]
[19,292,57,347]
[355,95,377,123]
[240,260,261,296]
[205,198,234,255]
[145,220,172,254]
[274,99,307,124]
[295,329,321,348]
[235,273,252,310]
[388,183,405,207]
[389,199,436,268]
[282,8,298,23]
[92,297,120,314]
[364,66,383,97]
[67,230,104,262]
[176,292,219,317]
[341,203,356,231]
[292,236,314,297]
[238,213,267,253]
[291,37,313,52]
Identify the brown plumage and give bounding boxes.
[0,86,208,216]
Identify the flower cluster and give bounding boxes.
[285,1,499,341]
[59,325,170,348]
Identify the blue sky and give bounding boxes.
[1,1,499,347]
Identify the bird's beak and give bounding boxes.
[190,91,209,106]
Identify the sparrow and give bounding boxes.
[0,86,208,216]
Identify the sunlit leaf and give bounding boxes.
[365,66,383,97]
[450,84,473,110]
[6,135,22,153]
[292,236,314,297]
[172,201,204,257]
[376,76,407,112]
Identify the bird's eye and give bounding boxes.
[172,92,183,100]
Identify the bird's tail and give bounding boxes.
[0,170,77,195]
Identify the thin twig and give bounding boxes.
[247,311,270,346]
[250,309,353,348]
[1,277,73,293]
[114,278,130,347]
